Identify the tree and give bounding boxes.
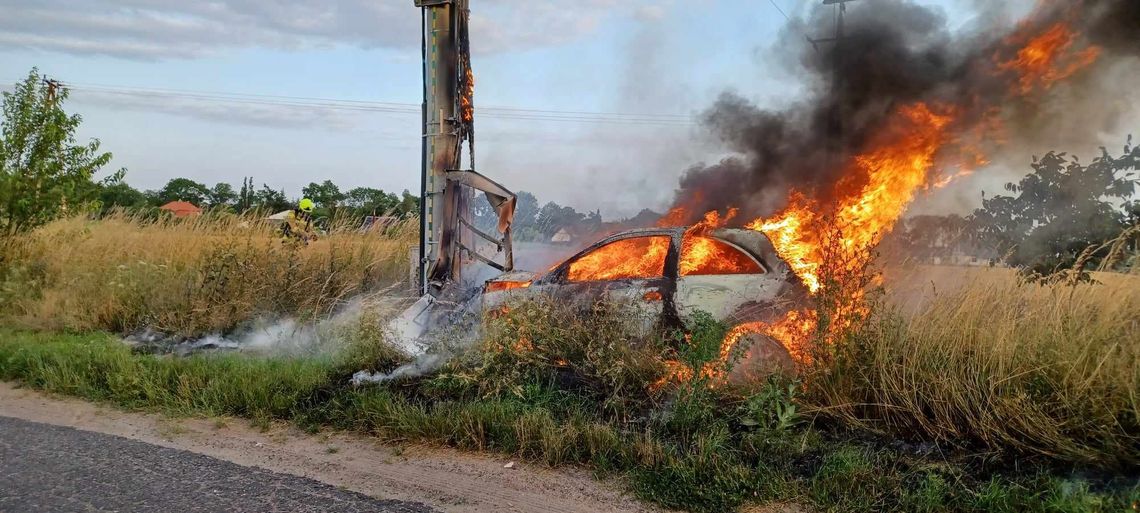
[255,184,290,212]
[510,191,542,241]
[236,177,255,212]
[97,177,148,211]
[396,190,419,218]
[302,180,345,210]
[345,187,398,216]
[208,182,237,208]
[156,178,210,206]
[514,191,539,230]
[536,201,586,238]
[472,193,499,233]
[971,138,1139,275]
[0,68,114,234]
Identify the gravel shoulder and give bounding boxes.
[0,381,658,513]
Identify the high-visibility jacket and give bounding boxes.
[282,209,316,242]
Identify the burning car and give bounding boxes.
[481,226,809,350]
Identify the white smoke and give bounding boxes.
[125,290,411,358]
[351,353,448,385]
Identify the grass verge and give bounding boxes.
[808,266,1140,467]
[1,324,1136,513]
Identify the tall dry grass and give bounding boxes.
[810,265,1140,466]
[0,212,416,336]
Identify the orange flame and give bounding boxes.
[678,209,758,276]
[748,103,955,294]
[568,235,670,281]
[461,67,475,122]
[570,208,760,281]
[485,280,530,293]
[995,22,1100,95]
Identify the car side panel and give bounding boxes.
[674,274,785,320]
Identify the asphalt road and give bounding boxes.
[0,416,438,513]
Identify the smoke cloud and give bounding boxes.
[666,0,1140,222]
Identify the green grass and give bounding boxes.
[1,327,1135,513]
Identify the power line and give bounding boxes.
[4,78,699,127]
[766,0,791,22]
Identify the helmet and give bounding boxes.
[298,198,315,213]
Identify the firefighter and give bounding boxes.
[282,198,317,243]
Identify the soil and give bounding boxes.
[0,381,657,513]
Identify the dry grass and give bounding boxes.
[0,212,416,336]
[809,265,1140,466]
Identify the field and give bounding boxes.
[0,215,1137,513]
[0,212,416,335]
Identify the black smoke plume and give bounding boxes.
[665,0,1140,224]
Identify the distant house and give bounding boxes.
[159,200,203,218]
[266,209,292,224]
[551,227,576,245]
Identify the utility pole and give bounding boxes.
[808,0,856,165]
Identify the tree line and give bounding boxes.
[471,190,610,243]
[97,175,421,221]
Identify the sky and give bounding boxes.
[0,0,1067,219]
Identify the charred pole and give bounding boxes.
[415,0,471,295]
[414,0,516,297]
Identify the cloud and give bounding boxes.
[68,89,363,130]
[0,0,666,60]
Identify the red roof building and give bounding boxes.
[159,200,203,218]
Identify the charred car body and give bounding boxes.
[385,225,809,380]
[482,227,808,339]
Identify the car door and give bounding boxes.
[540,232,677,333]
[674,234,785,322]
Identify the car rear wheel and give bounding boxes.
[727,332,796,383]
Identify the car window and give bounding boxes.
[567,235,670,282]
[679,236,764,276]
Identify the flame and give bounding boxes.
[678,209,759,276]
[568,235,671,281]
[461,67,475,123]
[747,103,955,295]
[485,280,530,293]
[657,206,689,227]
[995,22,1100,95]
[703,310,817,382]
[570,209,760,282]
[654,309,818,388]
[749,199,820,292]
[651,360,695,391]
